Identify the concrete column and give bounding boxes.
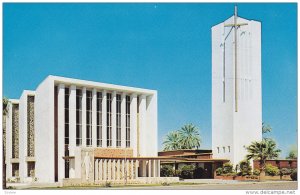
[69,85,76,156]
[153,160,156,177]
[74,148,81,178]
[121,160,125,180]
[148,160,152,177]
[92,89,97,147]
[107,160,111,180]
[95,159,99,181]
[69,159,75,178]
[131,160,134,180]
[58,84,65,181]
[117,160,120,180]
[157,160,160,177]
[112,160,116,180]
[103,160,107,181]
[130,94,137,156]
[6,103,12,178]
[82,87,87,147]
[126,160,129,181]
[111,91,117,148]
[142,160,147,177]
[102,90,107,148]
[18,94,27,182]
[121,93,126,148]
[138,95,146,156]
[135,160,139,179]
[99,159,103,180]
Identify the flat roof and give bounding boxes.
[46,75,157,95]
[63,156,229,163]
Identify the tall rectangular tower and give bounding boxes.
[212,8,262,166]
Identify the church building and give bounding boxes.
[5,6,264,184]
[5,75,166,184]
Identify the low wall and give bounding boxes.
[214,176,254,180]
[264,175,292,181]
[214,175,292,181]
[62,177,180,187]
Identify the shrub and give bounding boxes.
[180,165,195,179]
[265,164,280,176]
[103,182,112,187]
[238,160,252,176]
[194,167,204,178]
[280,168,291,176]
[222,163,233,174]
[161,182,170,186]
[290,169,297,181]
[160,165,174,177]
[253,169,260,176]
[216,167,223,176]
[223,172,237,177]
[174,170,181,177]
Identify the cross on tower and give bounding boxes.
[224,6,247,112]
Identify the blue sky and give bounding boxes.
[3,3,297,157]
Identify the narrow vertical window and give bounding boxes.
[12,163,19,177]
[76,89,82,146]
[12,103,19,159]
[27,96,35,157]
[27,162,35,177]
[116,94,121,147]
[86,90,92,146]
[126,96,131,148]
[107,93,112,147]
[217,147,220,153]
[223,147,226,153]
[96,92,102,147]
[228,146,230,153]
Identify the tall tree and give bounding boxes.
[262,122,272,138]
[246,139,281,181]
[3,97,9,189]
[178,124,201,149]
[162,131,182,151]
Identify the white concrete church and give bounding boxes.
[5,75,169,184]
[5,6,263,185]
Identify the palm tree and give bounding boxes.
[178,123,201,149]
[262,122,273,142]
[3,97,9,189]
[246,139,281,181]
[262,122,272,135]
[163,131,181,151]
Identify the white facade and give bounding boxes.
[6,75,158,184]
[212,15,262,166]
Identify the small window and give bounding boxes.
[217,147,220,153]
[228,146,230,153]
[27,162,35,177]
[12,163,19,177]
[223,147,225,153]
